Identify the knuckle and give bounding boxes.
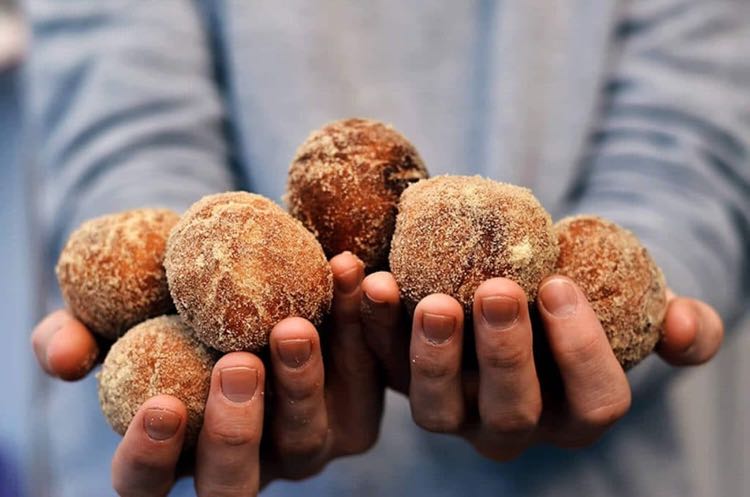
[112,454,173,496]
[556,331,601,365]
[336,429,379,456]
[484,405,540,436]
[411,355,455,380]
[206,421,260,448]
[195,482,256,497]
[117,449,171,475]
[478,344,532,371]
[413,409,463,433]
[578,396,631,430]
[277,430,327,458]
[278,374,321,402]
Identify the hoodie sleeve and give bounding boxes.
[566,0,750,397]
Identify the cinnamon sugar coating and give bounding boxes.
[97,315,216,447]
[554,215,667,369]
[390,175,559,314]
[165,192,333,352]
[56,209,180,340]
[286,118,428,270]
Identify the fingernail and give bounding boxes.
[144,408,181,441]
[540,278,578,318]
[364,289,386,305]
[278,339,312,368]
[335,266,362,294]
[220,367,258,403]
[481,296,520,330]
[421,313,455,344]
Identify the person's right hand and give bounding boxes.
[33,309,267,496]
[31,252,383,496]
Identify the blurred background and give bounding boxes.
[1,1,749,496]
[0,1,31,496]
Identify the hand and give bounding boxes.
[31,252,384,495]
[260,252,384,485]
[361,272,723,459]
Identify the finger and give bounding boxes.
[327,254,384,456]
[269,317,329,475]
[409,294,465,433]
[112,395,187,497]
[537,276,631,447]
[471,279,541,457]
[657,296,724,366]
[31,309,99,380]
[195,353,264,497]
[361,271,411,393]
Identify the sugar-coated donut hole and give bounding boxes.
[390,175,559,315]
[56,209,180,340]
[554,215,667,369]
[97,315,216,447]
[165,192,333,352]
[286,118,429,270]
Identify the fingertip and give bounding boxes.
[45,320,99,381]
[31,309,73,375]
[137,395,188,442]
[659,297,723,365]
[362,271,400,305]
[32,309,73,338]
[140,394,188,416]
[113,395,186,496]
[214,351,266,378]
[413,294,464,346]
[415,293,464,320]
[537,276,582,319]
[196,351,264,495]
[661,298,699,354]
[474,278,528,304]
[331,252,365,295]
[330,251,364,273]
[271,317,319,343]
[473,279,528,327]
[209,354,264,408]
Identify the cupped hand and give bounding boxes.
[361,272,724,459]
[31,252,384,496]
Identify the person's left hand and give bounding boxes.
[360,272,723,460]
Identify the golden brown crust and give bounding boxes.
[56,209,180,340]
[286,118,429,270]
[390,175,559,314]
[165,192,333,352]
[554,215,667,369]
[97,315,216,447]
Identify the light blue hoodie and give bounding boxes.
[23,1,750,495]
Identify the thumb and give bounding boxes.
[31,309,100,380]
[657,292,724,366]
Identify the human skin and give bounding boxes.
[359,272,724,459]
[31,252,382,497]
[31,256,724,492]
